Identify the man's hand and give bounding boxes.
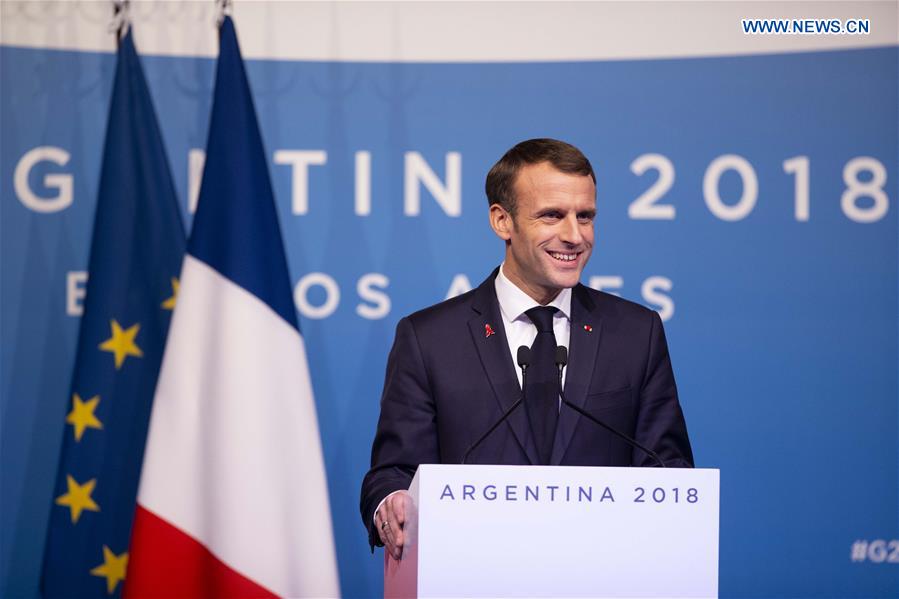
[375,490,412,560]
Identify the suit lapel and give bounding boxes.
[551,284,602,465]
[468,270,538,465]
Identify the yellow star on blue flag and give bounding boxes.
[89,546,128,594]
[55,475,100,524]
[98,320,143,369]
[161,277,179,310]
[66,394,103,442]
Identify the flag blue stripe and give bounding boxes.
[187,18,299,331]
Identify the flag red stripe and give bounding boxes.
[125,506,278,599]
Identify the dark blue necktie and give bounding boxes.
[525,306,559,465]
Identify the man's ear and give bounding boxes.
[489,204,513,241]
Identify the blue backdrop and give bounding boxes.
[2,44,897,597]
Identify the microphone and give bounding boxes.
[554,346,666,468]
[461,346,531,464]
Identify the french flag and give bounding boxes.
[125,16,340,598]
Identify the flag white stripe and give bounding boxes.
[137,254,339,598]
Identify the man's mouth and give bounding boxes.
[548,251,580,263]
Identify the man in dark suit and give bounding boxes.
[361,139,693,559]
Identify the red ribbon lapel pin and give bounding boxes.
[583,324,593,333]
[485,323,495,338]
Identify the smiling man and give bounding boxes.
[360,138,693,558]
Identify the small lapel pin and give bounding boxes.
[485,324,495,338]
[583,324,593,333]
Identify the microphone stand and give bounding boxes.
[461,346,531,464]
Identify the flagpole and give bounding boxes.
[110,0,129,45]
[215,0,232,27]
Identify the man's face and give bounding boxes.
[490,161,596,304]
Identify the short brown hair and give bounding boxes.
[485,138,595,215]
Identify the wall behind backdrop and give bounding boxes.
[2,2,897,597]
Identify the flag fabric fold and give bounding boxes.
[40,28,186,598]
[125,17,340,598]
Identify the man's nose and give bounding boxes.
[559,215,584,245]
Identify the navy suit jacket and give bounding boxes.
[360,269,693,547]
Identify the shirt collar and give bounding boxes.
[495,263,572,324]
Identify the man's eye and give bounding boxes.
[578,215,594,224]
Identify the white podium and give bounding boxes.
[385,464,719,598]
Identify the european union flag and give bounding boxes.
[40,27,185,598]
